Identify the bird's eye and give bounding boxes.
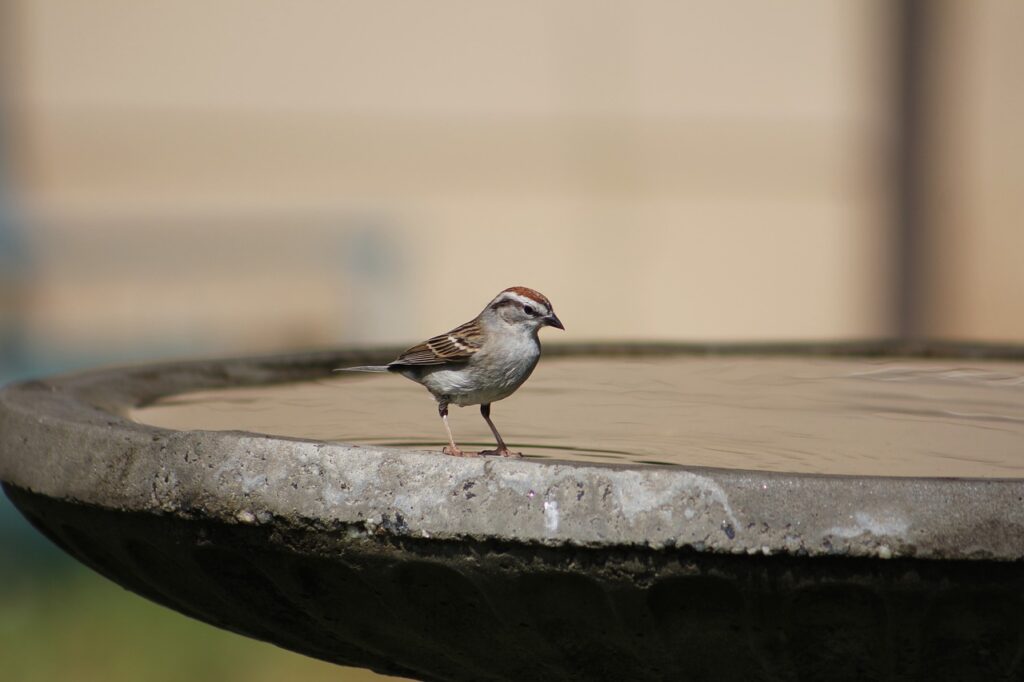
[524,305,536,316]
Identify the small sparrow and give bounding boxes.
[341,286,563,457]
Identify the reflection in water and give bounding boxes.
[131,356,1024,477]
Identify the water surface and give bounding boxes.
[132,356,1024,477]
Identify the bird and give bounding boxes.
[339,286,563,457]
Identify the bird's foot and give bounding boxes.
[478,448,522,458]
[443,445,478,457]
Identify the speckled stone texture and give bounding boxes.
[3,342,1024,681]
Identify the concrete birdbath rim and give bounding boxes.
[3,340,1024,562]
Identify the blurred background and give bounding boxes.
[1,1,1021,680]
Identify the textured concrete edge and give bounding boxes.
[3,343,1024,562]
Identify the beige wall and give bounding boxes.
[926,0,1024,341]
[4,1,1020,359]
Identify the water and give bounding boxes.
[131,356,1024,477]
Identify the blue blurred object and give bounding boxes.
[0,70,35,383]
[0,90,73,581]
[0,209,32,380]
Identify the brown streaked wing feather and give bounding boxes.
[390,320,482,366]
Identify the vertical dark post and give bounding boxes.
[892,0,932,340]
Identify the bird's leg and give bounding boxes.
[439,402,475,457]
[478,404,521,457]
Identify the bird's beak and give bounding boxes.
[545,313,565,330]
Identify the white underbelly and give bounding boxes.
[417,350,539,406]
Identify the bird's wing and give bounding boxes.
[390,320,483,366]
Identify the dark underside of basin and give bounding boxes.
[8,483,1024,682]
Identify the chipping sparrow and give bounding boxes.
[340,286,564,457]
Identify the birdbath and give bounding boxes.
[3,342,1024,681]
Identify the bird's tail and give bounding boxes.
[333,365,391,373]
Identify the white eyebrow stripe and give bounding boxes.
[507,293,547,312]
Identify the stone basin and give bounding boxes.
[3,342,1024,681]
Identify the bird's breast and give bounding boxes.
[417,336,540,406]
